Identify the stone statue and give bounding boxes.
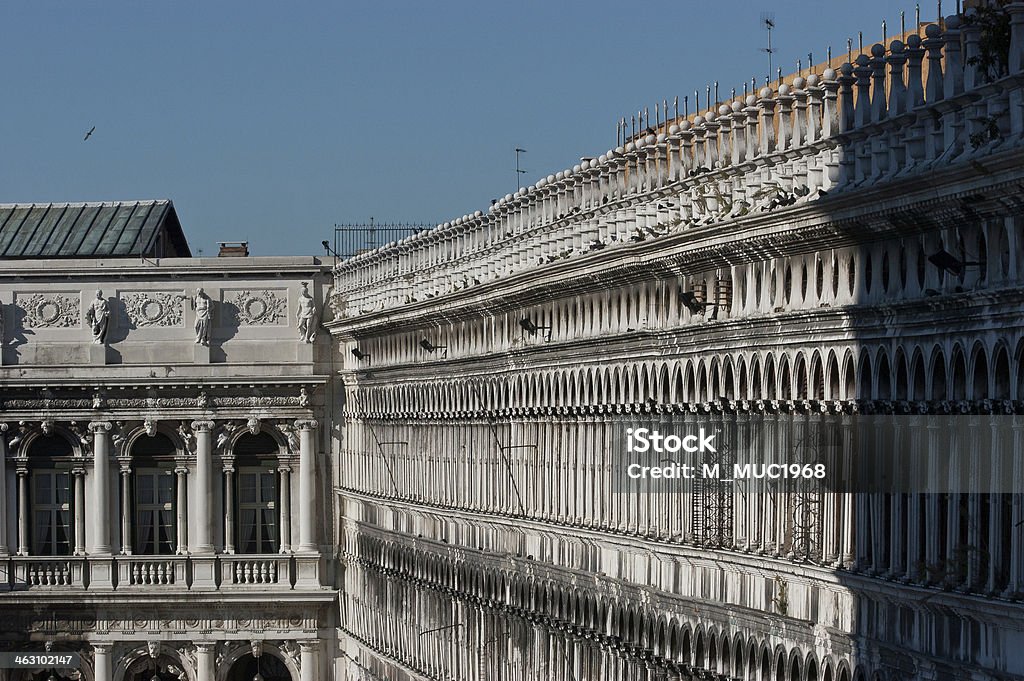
[296,282,319,344]
[193,288,211,346]
[84,290,110,344]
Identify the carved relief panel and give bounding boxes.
[14,291,82,329]
[121,291,187,328]
[223,289,288,326]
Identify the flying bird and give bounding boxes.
[83,126,95,141]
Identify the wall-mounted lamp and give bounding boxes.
[927,248,980,278]
[680,291,707,315]
[351,348,369,360]
[519,317,552,340]
[420,338,446,353]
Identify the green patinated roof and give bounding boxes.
[0,200,191,258]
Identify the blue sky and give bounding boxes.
[3,1,924,257]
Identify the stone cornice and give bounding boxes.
[328,146,1024,337]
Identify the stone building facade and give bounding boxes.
[328,9,1024,681]
[0,243,337,681]
[5,7,1024,681]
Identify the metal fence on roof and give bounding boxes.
[332,222,433,261]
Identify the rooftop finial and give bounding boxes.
[882,19,887,46]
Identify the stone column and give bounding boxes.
[196,643,216,681]
[88,421,113,554]
[279,464,292,553]
[119,460,132,554]
[190,420,215,553]
[296,420,319,552]
[0,424,7,556]
[93,643,112,681]
[16,463,29,555]
[299,640,320,681]
[223,457,236,554]
[73,467,86,556]
[175,465,189,554]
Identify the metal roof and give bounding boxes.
[0,200,192,258]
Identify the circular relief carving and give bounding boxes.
[36,301,62,325]
[141,299,166,322]
[288,616,303,627]
[244,298,268,320]
[237,618,252,628]
[134,618,149,629]
[184,618,201,628]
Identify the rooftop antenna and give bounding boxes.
[514,148,527,190]
[761,13,776,84]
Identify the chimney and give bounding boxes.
[217,241,249,257]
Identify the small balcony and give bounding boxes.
[0,553,323,591]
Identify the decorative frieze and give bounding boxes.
[15,292,81,329]
[121,291,186,328]
[0,395,305,411]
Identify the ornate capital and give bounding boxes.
[190,420,216,433]
[297,640,321,652]
[294,419,318,432]
[195,643,216,654]
[88,421,113,434]
[92,643,112,654]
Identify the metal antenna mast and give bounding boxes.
[515,148,527,190]
[761,13,776,83]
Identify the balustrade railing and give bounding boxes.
[0,554,301,590]
[331,7,1024,320]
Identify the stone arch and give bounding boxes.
[764,353,776,399]
[950,344,968,401]
[969,341,989,400]
[992,342,1011,399]
[826,349,841,400]
[723,356,736,400]
[750,354,762,400]
[778,354,792,400]
[912,345,929,401]
[794,352,809,400]
[216,641,299,681]
[930,345,948,400]
[857,351,873,400]
[736,355,749,400]
[114,645,195,681]
[875,348,892,400]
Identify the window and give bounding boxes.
[238,468,278,554]
[135,470,175,555]
[32,470,72,555]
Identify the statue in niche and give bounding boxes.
[84,289,110,344]
[296,282,319,344]
[193,288,211,346]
